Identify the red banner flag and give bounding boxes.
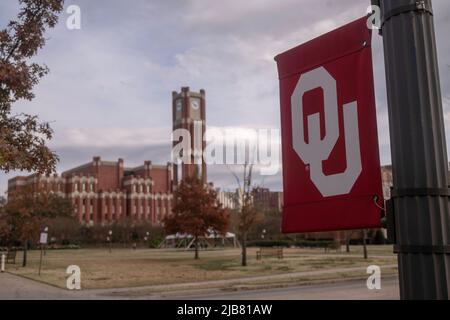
[275,17,383,233]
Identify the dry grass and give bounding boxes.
[5,245,397,290]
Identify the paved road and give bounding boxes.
[0,272,81,300]
[0,272,399,300]
[162,278,400,300]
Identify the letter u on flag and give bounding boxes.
[275,17,383,233]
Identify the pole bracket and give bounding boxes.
[385,197,396,243]
[391,187,450,198]
[381,1,433,29]
[385,187,450,244]
[394,245,450,254]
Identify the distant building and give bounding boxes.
[216,190,238,210]
[252,187,283,212]
[216,187,283,212]
[381,165,393,200]
[8,157,173,226]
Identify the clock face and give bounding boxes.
[190,98,201,120]
[191,99,200,110]
[175,100,182,119]
[176,100,182,111]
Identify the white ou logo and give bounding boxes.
[291,67,362,197]
[66,265,81,290]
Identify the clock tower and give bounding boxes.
[172,87,207,185]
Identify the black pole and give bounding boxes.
[377,0,450,299]
[22,240,28,267]
[38,244,43,276]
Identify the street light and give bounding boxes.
[39,226,49,275]
[145,232,150,248]
[107,230,112,253]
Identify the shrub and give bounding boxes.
[294,240,335,248]
[247,240,292,247]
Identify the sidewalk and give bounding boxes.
[0,264,398,300]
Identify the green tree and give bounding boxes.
[1,0,64,174]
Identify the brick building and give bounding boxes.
[8,157,173,226]
[216,188,283,213]
[252,187,283,213]
[7,87,209,227]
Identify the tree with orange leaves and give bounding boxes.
[1,185,73,266]
[1,0,64,174]
[164,175,229,260]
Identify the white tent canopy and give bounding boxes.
[164,232,236,240]
[160,230,238,249]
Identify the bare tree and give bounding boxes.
[229,163,263,267]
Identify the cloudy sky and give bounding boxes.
[0,0,449,194]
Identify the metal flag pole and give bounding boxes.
[374,0,450,299]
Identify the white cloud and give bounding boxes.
[1,0,450,194]
[50,127,171,148]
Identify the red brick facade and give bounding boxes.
[8,87,210,226]
[8,157,173,226]
[172,87,207,185]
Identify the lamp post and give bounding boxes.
[144,232,150,248]
[107,230,112,253]
[374,0,450,299]
[38,226,48,276]
[43,226,49,256]
[261,229,267,240]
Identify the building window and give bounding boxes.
[133,185,136,192]
[82,183,86,192]
[74,183,78,191]
[90,183,94,191]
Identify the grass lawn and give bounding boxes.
[5,245,397,290]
